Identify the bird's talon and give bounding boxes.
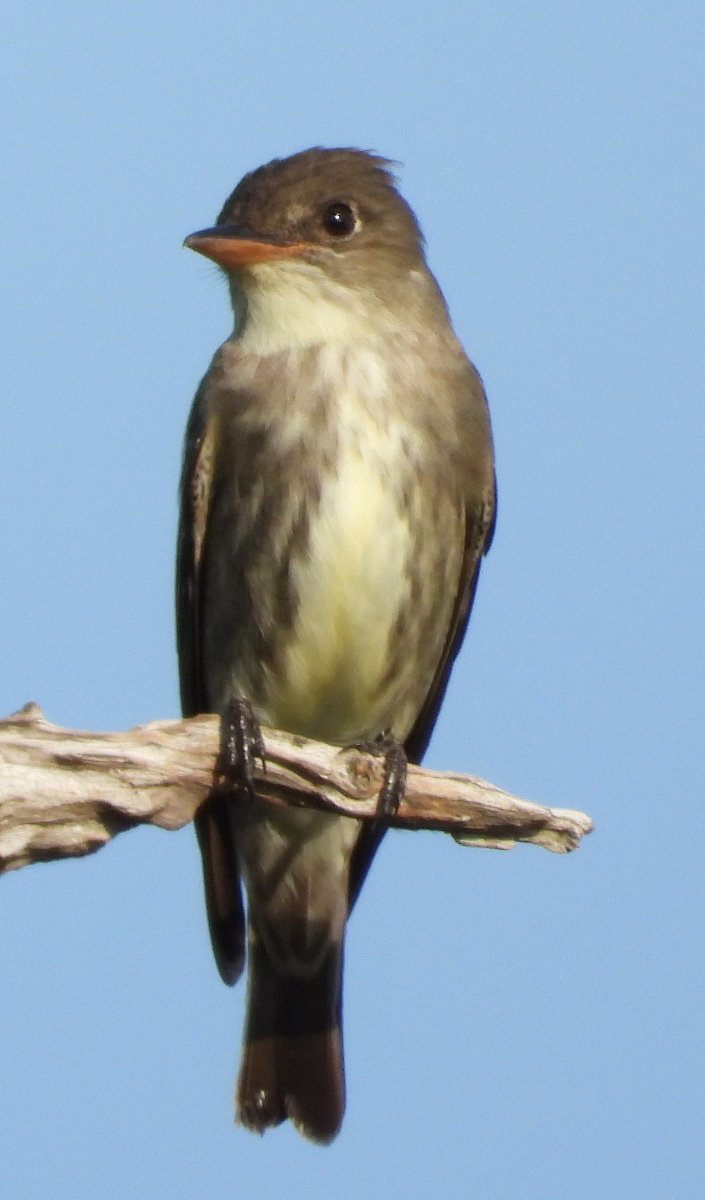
[220,698,266,800]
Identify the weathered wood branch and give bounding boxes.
[0,703,592,874]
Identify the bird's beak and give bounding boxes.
[183,224,308,268]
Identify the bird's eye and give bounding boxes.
[322,201,358,238]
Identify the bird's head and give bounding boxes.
[184,147,446,353]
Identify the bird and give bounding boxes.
[177,146,496,1143]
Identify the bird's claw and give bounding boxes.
[220,697,266,801]
[354,731,407,818]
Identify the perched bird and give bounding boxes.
[177,147,495,1143]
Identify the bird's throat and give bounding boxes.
[231,260,375,356]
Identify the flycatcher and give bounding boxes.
[177,147,496,1143]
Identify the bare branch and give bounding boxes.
[0,703,592,874]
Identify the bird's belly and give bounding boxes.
[265,448,417,744]
[232,445,420,972]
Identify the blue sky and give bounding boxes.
[1,3,704,1197]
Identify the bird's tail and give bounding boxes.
[236,931,345,1144]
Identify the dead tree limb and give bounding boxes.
[0,702,592,874]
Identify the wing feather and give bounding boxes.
[176,378,246,985]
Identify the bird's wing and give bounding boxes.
[176,379,210,718]
[404,369,496,764]
[176,377,246,985]
[404,491,496,764]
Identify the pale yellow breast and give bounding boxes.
[264,407,414,744]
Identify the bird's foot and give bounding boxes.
[345,732,408,910]
[354,731,407,818]
[219,698,266,801]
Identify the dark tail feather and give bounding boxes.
[195,804,246,986]
[236,936,345,1144]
